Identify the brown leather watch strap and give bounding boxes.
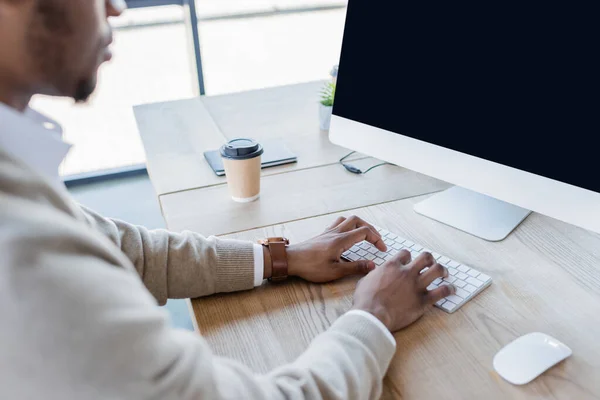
[258,237,289,282]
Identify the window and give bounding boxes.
[30,1,347,177]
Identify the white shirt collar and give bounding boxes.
[0,102,71,180]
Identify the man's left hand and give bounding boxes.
[286,215,387,282]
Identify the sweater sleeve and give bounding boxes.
[18,252,396,400]
[78,205,255,305]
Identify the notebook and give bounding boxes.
[204,139,297,176]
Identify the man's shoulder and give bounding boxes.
[0,148,77,216]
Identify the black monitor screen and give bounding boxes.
[334,1,599,194]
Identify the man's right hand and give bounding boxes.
[352,250,456,332]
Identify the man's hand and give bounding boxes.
[352,250,456,332]
[286,215,387,282]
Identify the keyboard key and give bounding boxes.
[403,240,415,247]
[432,252,442,260]
[412,245,424,252]
[365,254,376,261]
[448,260,460,268]
[367,247,379,254]
[441,301,457,312]
[357,249,368,257]
[466,277,484,288]
[385,233,398,240]
[389,249,399,255]
[439,256,451,264]
[384,238,395,246]
[456,272,469,280]
[379,230,390,237]
[446,294,464,304]
[347,253,360,261]
[342,250,351,256]
[477,273,491,282]
[457,265,470,273]
[392,243,403,250]
[350,245,361,253]
[443,276,457,284]
[456,288,470,299]
[448,268,458,276]
[374,257,385,266]
[454,279,466,288]
[384,254,394,261]
[436,299,446,307]
[359,242,371,250]
[411,251,421,259]
[467,269,480,278]
[375,251,387,258]
[464,284,477,293]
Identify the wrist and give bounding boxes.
[286,244,303,277]
[351,304,392,332]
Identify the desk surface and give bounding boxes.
[194,195,600,400]
[135,81,449,236]
[134,81,367,196]
[136,83,600,399]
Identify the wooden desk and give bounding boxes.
[196,196,600,400]
[135,83,600,399]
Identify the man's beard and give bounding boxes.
[73,79,96,103]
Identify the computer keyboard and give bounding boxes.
[342,226,492,313]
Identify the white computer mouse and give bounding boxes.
[493,332,572,385]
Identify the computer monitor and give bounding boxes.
[329,1,600,241]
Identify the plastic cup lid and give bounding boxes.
[220,138,264,160]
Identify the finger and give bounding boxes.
[389,249,411,266]
[337,215,378,235]
[426,284,456,305]
[409,252,437,276]
[326,216,346,231]
[338,216,385,251]
[418,263,448,288]
[339,260,376,277]
[344,226,386,252]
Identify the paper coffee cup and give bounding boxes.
[220,138,264,202]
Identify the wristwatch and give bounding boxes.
[258,237,290,282]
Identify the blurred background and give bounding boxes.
[31,0,347,178]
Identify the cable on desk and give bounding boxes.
[339,151,390,175]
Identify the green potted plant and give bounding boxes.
[319,82,336,131]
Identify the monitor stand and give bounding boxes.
[414,186,531,242]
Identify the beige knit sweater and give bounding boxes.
[0,148,396,399]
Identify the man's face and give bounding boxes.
[0,0,124,103]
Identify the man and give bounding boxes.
[0,1,455,398]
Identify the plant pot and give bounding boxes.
[319,104,333,131]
